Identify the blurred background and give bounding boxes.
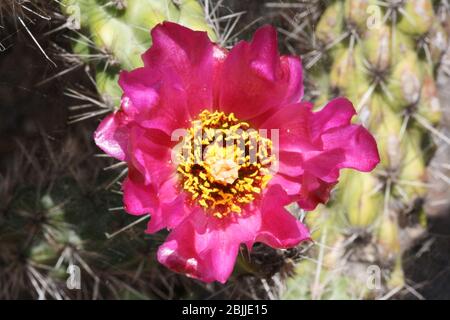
[0,0,449,300]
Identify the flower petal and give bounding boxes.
[320,124,380,172]
[260,98,379,210]
[123,166,159,215]
[256,185,311,248]
[119,67,190,135]
[302,149,346,183]
[93,110,129,161]
[156,216,236,283]
[142,22,220,118]
[129,126,175,187]
[145,193,188,234]
[157,209,261,283]
[259,102,316,154]
[157,213,205,279]
[311,97,356,142]
[218,25,303,121]
[297,173,337,211]
[276,151,304,177]
[269,173,302,196]
[123,166,187,233]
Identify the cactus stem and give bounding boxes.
[413,113,450,145]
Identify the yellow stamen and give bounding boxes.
[177,110,275,218]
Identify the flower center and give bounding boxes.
[204,145,240,185]
[177,110,274,219]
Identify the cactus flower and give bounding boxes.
[94,22,379,283]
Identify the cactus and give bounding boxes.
[3,0,447,300]
[0,0,307,299]
[1,0,213,300]
[0,133,226,299]
[0,1,49,23]
[0,1,55,59]
[278,0,449,299]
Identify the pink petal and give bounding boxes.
[93,110,129,161]
[256,185,310,248]
[321,125,380,172]
[259,97,379,210]
[124,125,187,232]
[311,97,356,142]
[145,193,188,234]
[297,173,337,211]
[129,126,174,187]
[268,173,302,196]
[218,25,303,121]
[259,102,316,154]
[142,22,220,118]
[157,209,261,283]
[259,102,314,189]
[118,73,160,117]
[302,149,346,183]
[276,151,304,177]
[123,166,159,215]
[157,213,205,279]
[119,67,190,135]
[123,166,187,233]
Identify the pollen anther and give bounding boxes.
[177,110,274,218]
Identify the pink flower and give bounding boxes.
[94,22,379,283]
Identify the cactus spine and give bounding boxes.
[281,0,449,299]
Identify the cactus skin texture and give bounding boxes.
[0,134,167,299]
[281,0,449,299]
